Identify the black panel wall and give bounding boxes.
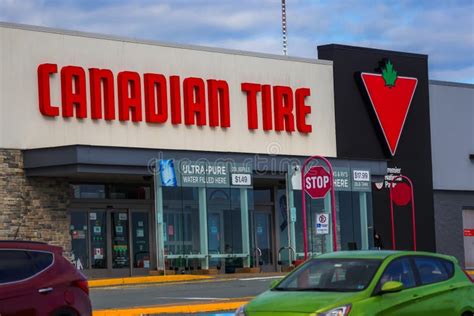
[318,44,435,251]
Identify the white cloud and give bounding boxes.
[0,0,472,83]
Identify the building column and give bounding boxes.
[198,187,209,269]
[240,188,250,268]
[324,193,333,253]
[287,171,296,263]
[154,181,165,271]
[359,192,369,250]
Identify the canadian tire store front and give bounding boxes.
[0,23,438,278]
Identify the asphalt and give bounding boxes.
[91,275,280,311]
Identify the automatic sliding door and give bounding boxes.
[90,210,107,269]
[111,210,130,269]
[131,212,150,270]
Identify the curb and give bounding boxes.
[93,300,249,316]
[468,270,474,276]
[89,275,213,288]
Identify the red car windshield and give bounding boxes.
[275,259,381,292]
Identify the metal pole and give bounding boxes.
[407,177,417,251]
[301,161,309,260]
[389,184,396,250]
[324,160,338,252]
[389,175,417,251]
[285,170,292,263]
[281,0,287,56]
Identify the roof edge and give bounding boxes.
[429,80,474,89]
[0,21,332,66]
[318,43,427,59]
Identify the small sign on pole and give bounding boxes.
[316,213,329,235]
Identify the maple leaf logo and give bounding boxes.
[381,60,398,87]
[360,61,417,156]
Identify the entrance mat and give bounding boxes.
[89,275,213,288]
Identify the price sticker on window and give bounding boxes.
[353,170,370,182]
[231,173,252,186]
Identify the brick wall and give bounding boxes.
[0,149,71,255]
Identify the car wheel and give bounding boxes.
[52,308,78,316]
[462,312,473,316]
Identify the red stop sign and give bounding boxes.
[304,166,331,199]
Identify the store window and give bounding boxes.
[293,189,374,257]
[71,184,106,199]
[162,187,200,255]
[207,188,242,254]
[70,184,151,200]
[207,188,242,272]
[70,208,151,273]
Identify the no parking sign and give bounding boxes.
[316,213,329,235]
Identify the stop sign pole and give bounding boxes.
[389,175,417,251]
[301,155,338,260]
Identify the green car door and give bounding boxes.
[408,256,468,315]
[354,255,472,316]
[360,257,420,315]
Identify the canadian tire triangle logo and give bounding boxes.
[361,61,417,156]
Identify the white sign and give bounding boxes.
[290,165,302,190]
[316,213,329,235]
[231,174,251,186]
[0,25,336,157]
[353,170,370,182]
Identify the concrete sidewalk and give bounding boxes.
[88,275,213,288]
[88,272,285,288]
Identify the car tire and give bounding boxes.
[52,308,78,316]
[462,312,473,316]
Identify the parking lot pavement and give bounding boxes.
[91,275,281,315]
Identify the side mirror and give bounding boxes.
[270,279,282,289]
[380,281,404,294]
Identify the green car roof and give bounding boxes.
[313,250,455,261]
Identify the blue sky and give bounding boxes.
[1,0,473,83]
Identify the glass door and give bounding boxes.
[70,212,89,269]
[89,210,107,269]
[208,212,224,269]
[111,210,130,269]
[254,209,274,271]
[131,211,150,273]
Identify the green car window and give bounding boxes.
[379,258,416,289]
[274,259,381,292]
[414,257,451,285]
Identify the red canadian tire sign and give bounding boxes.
[304,166,331,199]
[361,61,418,156]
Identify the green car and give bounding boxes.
[236,251,473,316]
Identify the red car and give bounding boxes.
[0,240,92,316]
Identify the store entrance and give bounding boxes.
[70,207,152,278]
[253,206,274,272]
[251,181,283,273]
